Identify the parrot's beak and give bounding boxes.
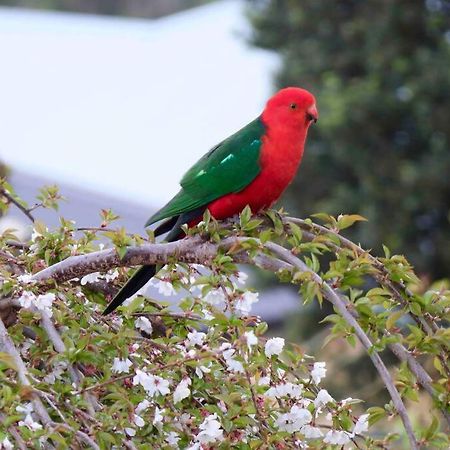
[306,104,318,123]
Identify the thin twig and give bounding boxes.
[39,310,98,416]
[6,240,29,249]
[123,441,139,450]
[132,311,203,320]
[49,422,100,450]
[0,188,35,223]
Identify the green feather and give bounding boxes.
[145,117,265,226]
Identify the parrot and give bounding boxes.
[103,87,318,315]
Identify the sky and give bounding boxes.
[0,0,278,209]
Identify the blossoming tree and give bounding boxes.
[0,182,448,449]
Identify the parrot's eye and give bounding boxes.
[290,103,297,110]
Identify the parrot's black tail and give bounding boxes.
[102,206,206,315]
[102,265,157,315]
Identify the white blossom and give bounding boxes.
[218,400,228,414]
[111,357,133,374]
[18,414,42,431]
[135,399,151,415]
[112,316,123,328]
[244,330,258,350]
[341,397,356,406]
[235,291,259,315]
[258,376,271,386]
[275,405,312,433]
[80,272,100,285]
[151,278,176,296]
[220,343,244,373]
[323,430,352,445]
[204,288,226,306]
[153,407,165,430]
[104,269,119,281]
[132,370,170,397]
[201,308,214,321]
[173,378,191,403]
[18,291,36,309]
[133,414,145,428]
[195,413,224,444]
[220,342,233,358]
[301,425,323,439]
[35,292,56,317]
[265,337,285,357]
[135,317,153,335]
[314,389,334,408]
[235,271,248,285]
[353,414,369,435]
[16,403,34,415]
[0,436,13,450]
[311,362,327,384]
[124,428,136,437]
[186,329,206,347]
[195,363,211,379]
[17,273,34,284]
[130,343,140,353]
[186,349,196,358]
[165,431,180,447]
[226,358,245,373]
[265,382,303,399]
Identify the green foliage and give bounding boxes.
[0,190,449,448]
[248,0,450,278]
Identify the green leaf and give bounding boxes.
[424,415,439,440]
[239,205,252,228]
[336,214,367,230]
[386,310,404,330]
[409,301,422,316]
[367,406,387,425]
[288,221,303,245]
[0,352,17,370]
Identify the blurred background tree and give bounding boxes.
[248,0,450,280]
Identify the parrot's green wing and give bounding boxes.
[145,117,265,226]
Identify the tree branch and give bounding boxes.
[287,217,438,335]
[263,241,419,449]
[0,188,35,223]
[0,317,52,427]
